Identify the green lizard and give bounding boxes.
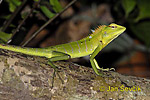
[0,23,126,75]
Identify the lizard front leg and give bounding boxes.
[90,44,115,75]
[90,44,103,75]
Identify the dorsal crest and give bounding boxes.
[90,25,106,36]
[94,25,106,33]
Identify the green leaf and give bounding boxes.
[130,21,150,47]
[40,5,55,18]
[6,0,21,12]
[0,31,12,42]
[0,15,11,19]
[135,0,150,22]
[34,0,40,2]
[11,0,21,6]
[49,0,63,13]
[9,1,16,12]
[122,0,136,18]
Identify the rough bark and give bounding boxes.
[0,49,150,100]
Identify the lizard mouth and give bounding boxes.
[110,34,120,42]
[105,34,120,46]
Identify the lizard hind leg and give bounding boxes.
[48,51,71,88]
[48,60,65,88]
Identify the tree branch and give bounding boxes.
[0,49,149,100]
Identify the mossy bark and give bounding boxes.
[0,49,150,100]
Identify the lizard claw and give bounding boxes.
[109,68,115,71]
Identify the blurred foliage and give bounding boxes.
[135,0,150,22]
[130,22,150,47]
[120,0,150,47]
[121,0,136,18]
[122,0,150,22]
[5,0,21,12]
[40,0,63,18]
[0,0,63,42]
[40,5,55,18]
[49,0,63,13]
[0,31,12,43]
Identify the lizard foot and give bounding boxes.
[99,67,115,71]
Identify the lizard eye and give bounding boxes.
[108,25,117,29]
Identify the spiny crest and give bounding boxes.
[90,25,106,36]
[94,25,106,34]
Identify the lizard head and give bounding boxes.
[101,23,126,47]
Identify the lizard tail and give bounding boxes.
[0,44,44,57]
